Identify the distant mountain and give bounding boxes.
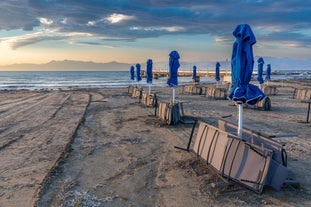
[0,60,133,71]
[0,57,310,71]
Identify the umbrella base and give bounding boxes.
[293,88,311,100]
[261,85,279,96]
[256,96,271,111]
[183,85,202,95]
[141,92,157,107]
[205,86,229,100]
[130,86,143,99]
[128,85,135,94]
[155,101,184,125]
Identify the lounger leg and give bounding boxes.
[306,102,310,123]
[174,120,197,151]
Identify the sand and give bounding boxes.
[0,80,310,207]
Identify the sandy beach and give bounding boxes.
[0,80,310,207]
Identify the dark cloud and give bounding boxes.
[0,2,36,30]
[0,0,311,49]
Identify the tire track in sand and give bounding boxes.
[0,92,70,151]
[0,90,90,207]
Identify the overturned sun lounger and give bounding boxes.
[176,120,290,193]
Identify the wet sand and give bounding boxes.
[0,81,310,207]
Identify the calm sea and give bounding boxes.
[0,71,213,90]
[0,71,133,90]
[0,70,309,90]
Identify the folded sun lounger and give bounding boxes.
[155,101,184,125]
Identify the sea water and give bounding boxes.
[0,70,310,90]
[0,71,215,90]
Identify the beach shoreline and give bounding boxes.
[0,81,310,206]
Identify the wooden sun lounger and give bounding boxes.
[175,120,290,193]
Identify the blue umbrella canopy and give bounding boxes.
[146,59,153,84]
[265,64,271,81]
[136,64,142,82]
[192,65,197,81]
[257,57,264,84]
[228,24,266,105]
[167,50,180,87]
[130,65,135,80]
[215,62,221,82]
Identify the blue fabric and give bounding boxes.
[130,66,135,80]
[257,57,264,84]
[215,62,221,81]
[192,65,197,81]
[146,59,153,83]
[228,24,266,105]
[266,64,271,81]
[167,50,180,87]
[136,64,142,82]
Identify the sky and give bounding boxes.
[0,0,311,68]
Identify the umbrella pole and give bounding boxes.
[172,87,176,104]
[237,104,243,137]
[149,85,151,94]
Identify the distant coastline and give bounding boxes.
[1,57,311,71]
[0,60,132,71]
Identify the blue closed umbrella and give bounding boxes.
[146,59,153,93]
[265,64,271,81]
[228,24,266,137]
[192,65,197,82]
[228,24,265,105]
[130,65,135,86]
[136,63,142,82]
[215,62,221,82]
[167,50,180,87]
[146,59,153,84]
[167,50,180,103]
[257,57,264,84]
[130,66,135,81]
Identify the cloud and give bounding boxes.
[130,26,185,32]
[0,31,93,50]
[39,17,53,25]
[0,0,310,50]
[106,13,135,24]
